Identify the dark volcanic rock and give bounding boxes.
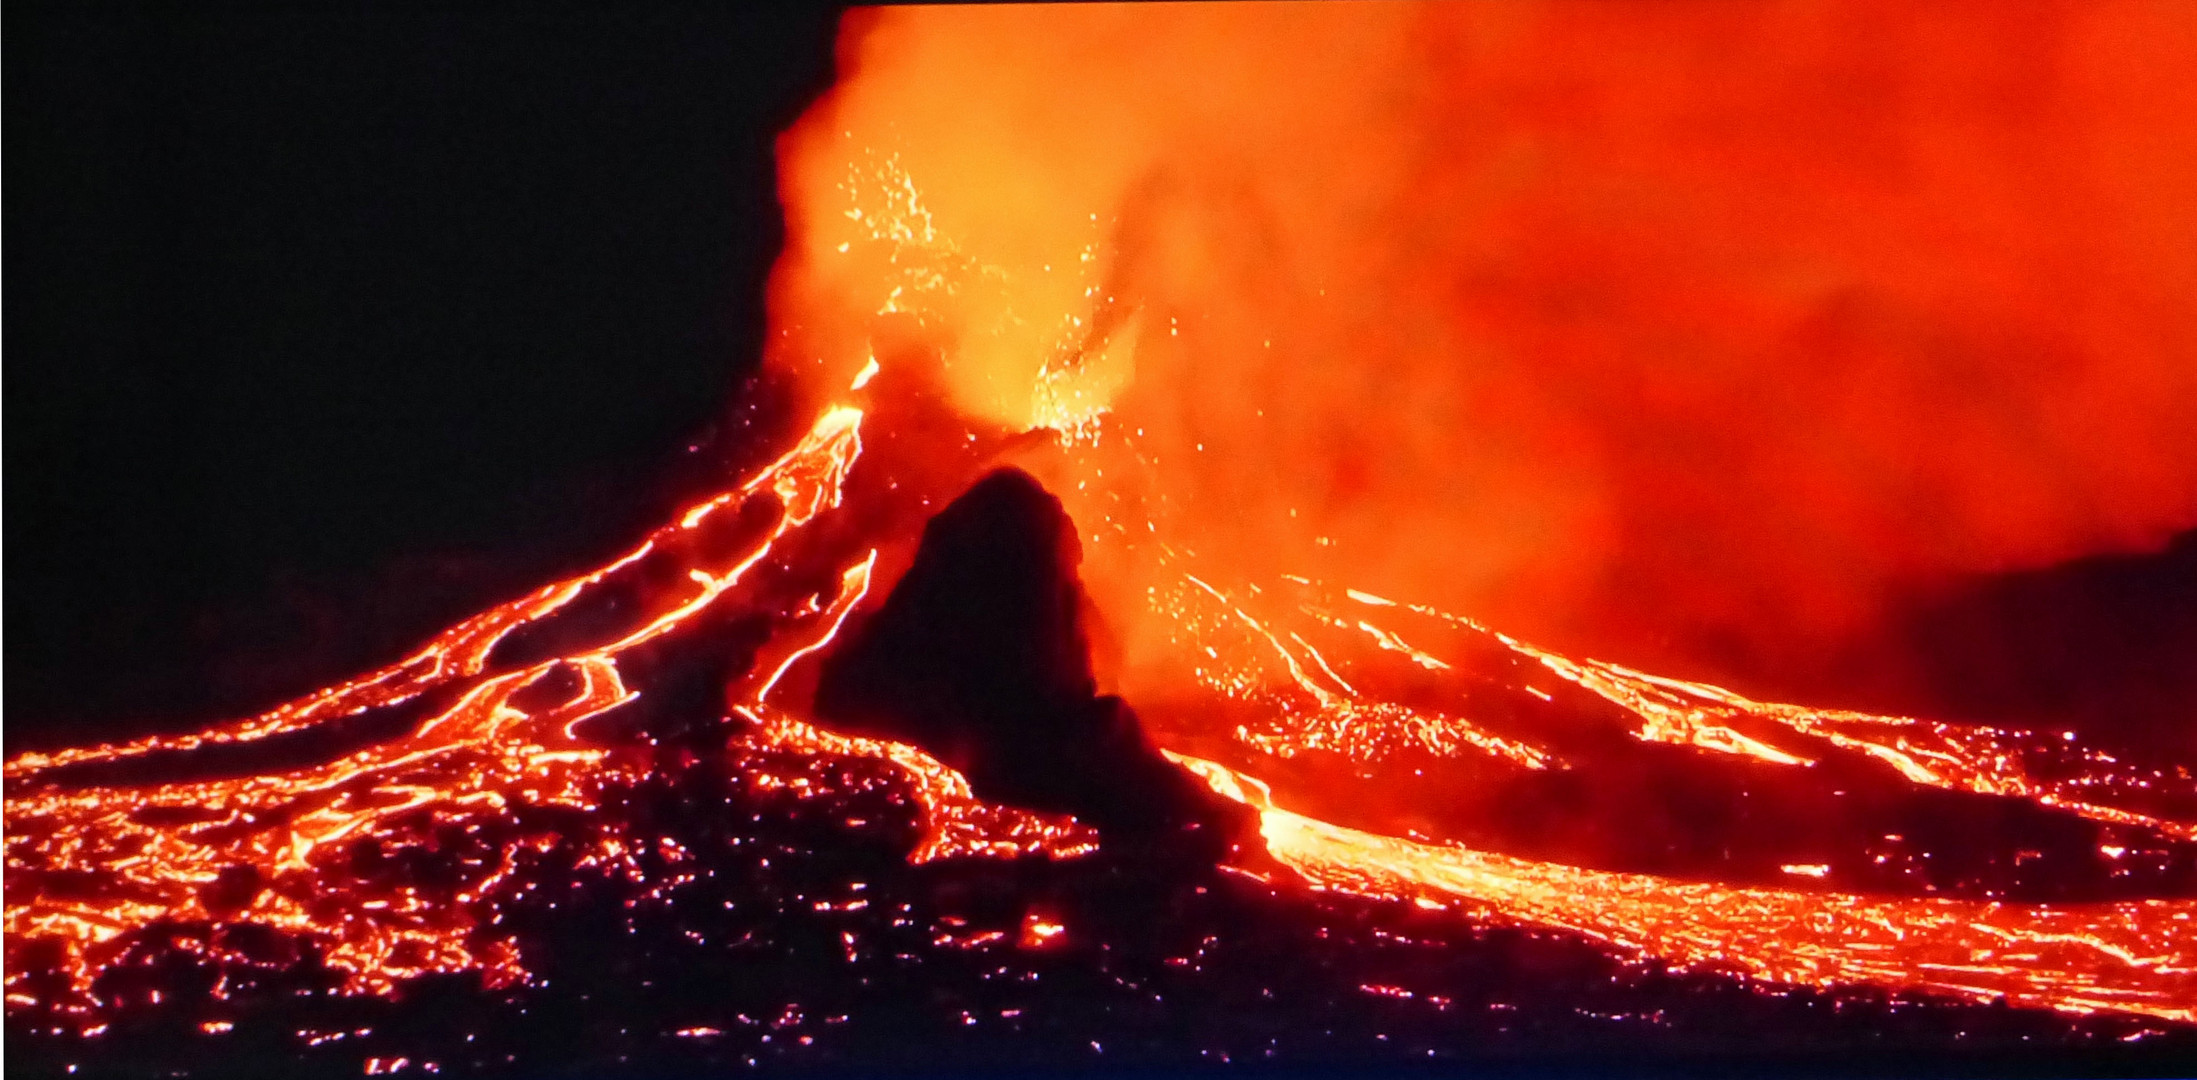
[813,468,1252,850]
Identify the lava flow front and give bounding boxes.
[11,1,2197,1073]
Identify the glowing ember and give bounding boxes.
[1018,913,1068,949]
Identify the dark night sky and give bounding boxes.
[6,2,845,748]
[5,1,2192,756]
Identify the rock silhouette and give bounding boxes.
[813,468,1252,851]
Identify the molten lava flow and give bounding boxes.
[1058,555,2197,1027]
[748,1,2197,1028]
[727,550,1099,865]
[2,404,1092,1026]
[735,710,1098,866]
[1114,559,2197,1018]
[1482,626,2197,844]
[1315,586,2197,844]
[8,393,2195,1030]
[16,1,2197,1047]
[1172,753,2197,1024]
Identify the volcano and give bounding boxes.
[9,388,2197,1077]
[11,3,2197,1078]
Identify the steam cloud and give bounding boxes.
[768,2,2197,693]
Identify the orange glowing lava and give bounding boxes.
[1173,752,2197,1024]
[13,392,2191,1028]
[749,0,2197,1024]
[13,0,2197,1043]
[1098,553,2197,1023]
[3,404,1087,1026]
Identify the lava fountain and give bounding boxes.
[9,0,2197,1068]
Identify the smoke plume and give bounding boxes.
[767,1,2197,696]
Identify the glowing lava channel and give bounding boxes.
[2,405,1090,1026]
[1124,563,2197,1024]
[1172,753,2197,1025]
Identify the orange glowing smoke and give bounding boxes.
[769,0,2197,691]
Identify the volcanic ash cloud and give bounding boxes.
[768,1,2197,690]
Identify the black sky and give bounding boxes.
[6,2,845,747]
